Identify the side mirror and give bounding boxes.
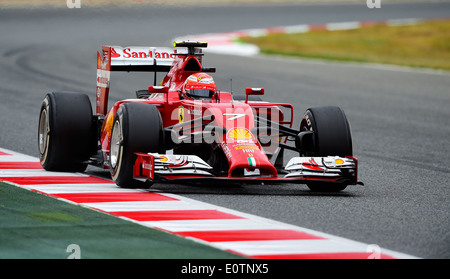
[148,86,169,94]
[245,87,264,103]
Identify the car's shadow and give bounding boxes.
[87,167,361,198]
[150,183,360,197]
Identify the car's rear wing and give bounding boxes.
[96,45,177,115]
[109,46,176,72]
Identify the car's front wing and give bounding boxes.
[133,153,361,186]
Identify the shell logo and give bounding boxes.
[158,156,168,162]
[228,128,252,140]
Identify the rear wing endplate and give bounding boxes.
[96,45,176,115]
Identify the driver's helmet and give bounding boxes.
[183,73,216,99]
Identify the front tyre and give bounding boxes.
[300,106,353,192]
[110,102,164,188]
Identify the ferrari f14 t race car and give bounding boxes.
[38,41,362,192]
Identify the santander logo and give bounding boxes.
[302,158,324,171]
[110,47,177,59]
[111,48,121,58]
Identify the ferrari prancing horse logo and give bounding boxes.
[178,107,184,123]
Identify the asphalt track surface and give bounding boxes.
[0,2,449,259]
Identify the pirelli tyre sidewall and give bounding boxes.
[300,106,353,157]
[38,92,95,172]
[110,102,164,188]
[300,106,353,192]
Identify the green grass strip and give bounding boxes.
[0,182,244,259]
[242,19,450,71]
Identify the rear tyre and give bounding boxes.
[38,92,96,172]
[110,102,164,188]
[300,106,353,192]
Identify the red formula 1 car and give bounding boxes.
[38,41,362,192]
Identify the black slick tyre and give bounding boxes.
[300,106,353,192]
[38,92,96,172]
[109,102,164,188]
